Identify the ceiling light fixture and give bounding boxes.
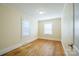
[39,11,45,14]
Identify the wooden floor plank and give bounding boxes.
[3,39,65,56]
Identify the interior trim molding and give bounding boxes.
[38,37,60,41]
[0,37,37,55]
[61,40,68,56]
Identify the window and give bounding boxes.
[44,23,52,34]
[22,20,30,36]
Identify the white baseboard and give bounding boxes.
[61,40,68,56]
[61,40,79,56]
[0,36,37,55]
[38,37,60,41]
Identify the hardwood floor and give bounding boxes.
[3,39,65,56]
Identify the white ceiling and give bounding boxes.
[1,3,64,20]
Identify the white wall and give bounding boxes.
[0,7,2,42]
[74,3,79,56]
[0,5,21,51]
[38,18,61,41]
[31,19,38,37]
[22,17,38,42]
[61,3,73,55]
[0,5,37,55]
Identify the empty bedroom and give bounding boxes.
[0,3,78,56]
